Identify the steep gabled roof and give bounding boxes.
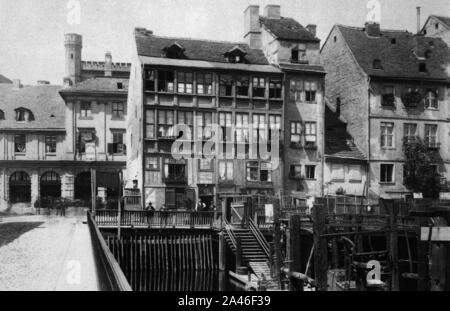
[0,74,12,84]
[432,15,450,29]
[325,105,366,161]
[135,30,269,65]
[336,24,450,82]
[0,84,65,130]
[260,16,320,42]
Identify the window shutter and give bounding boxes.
[107,143,114,154]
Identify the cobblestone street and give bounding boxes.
[0,216,100,291]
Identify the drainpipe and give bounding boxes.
[321,82,325,197]
[367,77,371,197]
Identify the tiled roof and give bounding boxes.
[433,15,450,29]
[0,84,65,130]
[325,105,366,161]
[337,25,450,81]
[260,17,320,42]
[135,30,269,65]
[0,74,12,84]
[61,77,129,94]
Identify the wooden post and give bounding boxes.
[117,170,122,239]
[90,167,96,216]
[218,232,226,271]
[236,237,242,270]
[313,198,328,291]
[389,199,399,291]
[291,214,302,273]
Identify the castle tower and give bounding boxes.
[64,33,82,85]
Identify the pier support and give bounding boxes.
[218,232,226,271]
[313,198,328,291]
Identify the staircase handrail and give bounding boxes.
[224,219,237,250]
[249,218,270,258]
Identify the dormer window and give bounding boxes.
[373,59,383,70]
[291,47,306,63]
[15,108,34,122]
[163,42,185,59]
[224,46,247,63]
[391,38,396,44]
[0,109,4,120]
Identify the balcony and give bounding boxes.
[107,143,127,155]
[163,174,187,184]
[304,141,318,150]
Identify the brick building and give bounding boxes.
[321,21,450,198]
[126,4,325,210]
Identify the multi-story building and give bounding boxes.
[127,4,324,210]
[321,21,450,198]
[0,34,130,213]
[421,14,450,47]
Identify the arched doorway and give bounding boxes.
[74,171,91,200]
[40,171,61,199]
[10,171,31,203]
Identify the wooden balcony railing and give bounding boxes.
[94,210,222,229]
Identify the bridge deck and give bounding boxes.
[0,216,100,291]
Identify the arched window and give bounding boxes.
[9,171,31,203]
[0,109,4,120]
[15,108,34,122]
[425,90,438,109]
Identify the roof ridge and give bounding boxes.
[142,34,248,46]
[337,24,410,34]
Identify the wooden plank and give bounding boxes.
[421,227,450,241]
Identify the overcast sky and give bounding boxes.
[0,0,449,85]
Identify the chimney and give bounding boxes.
[264,5,280,19]
[105,51,112,77]
[13,79,22,90]
[365,21,381,37]
[416,6,421,34]
[37,80,50,85]
[306,24,317,37]
[244,5,262,49]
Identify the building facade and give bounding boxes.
[0,34,130,213]
[421,15,450,47]
[127,4,325,210]
[321,21,450,198]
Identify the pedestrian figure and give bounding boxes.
[259,273,268,291]
[195,198,205,212]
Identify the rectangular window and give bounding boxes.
[382,86,395,106]
[403,123,417,144]
[145,110,155,139]
[236,113,249,143]
[112,103,124,118]
[14,134,26,153]
[144,69,155,91]
[236,76,249,97]
[77,130,95,154]
[164,158,186,181]
[305,165,316,180]
[290,79,303,101]
[304,122,317,147]
[199,158,213,171]
[425,89,438,109]
[157,70,175,92]
[197,73,212,95]
[349,165,362,182]
[219,75,233,96]
[269,115,281,142]
[380,164,394,183]
[425,124,438,148]
[145,156,158,170]
[290,121,302,144]
[269,79,282,99]
[289,165,302,179]
[305,81,317,102]
[45,135,57,153]
[246,161,272,182]
[80,102,92,117]
[196,111,212,140]
[252,77,266,98]
[110,131,126,155]
[252,114,267,143]
[219,160,233,181]
[380,122,394,148]
[177,71,193,94]
[219,112,232,141]
[331,164,345,181]
[157,110,174,138]
[177,111,193,140]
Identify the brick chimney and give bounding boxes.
[264,5,280,19]
[105,51,112,77]
[13,79,22,90]
[365,21,381,37]
[306,24,317,37]
[244,5,262,49]
[416,6,421,34]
